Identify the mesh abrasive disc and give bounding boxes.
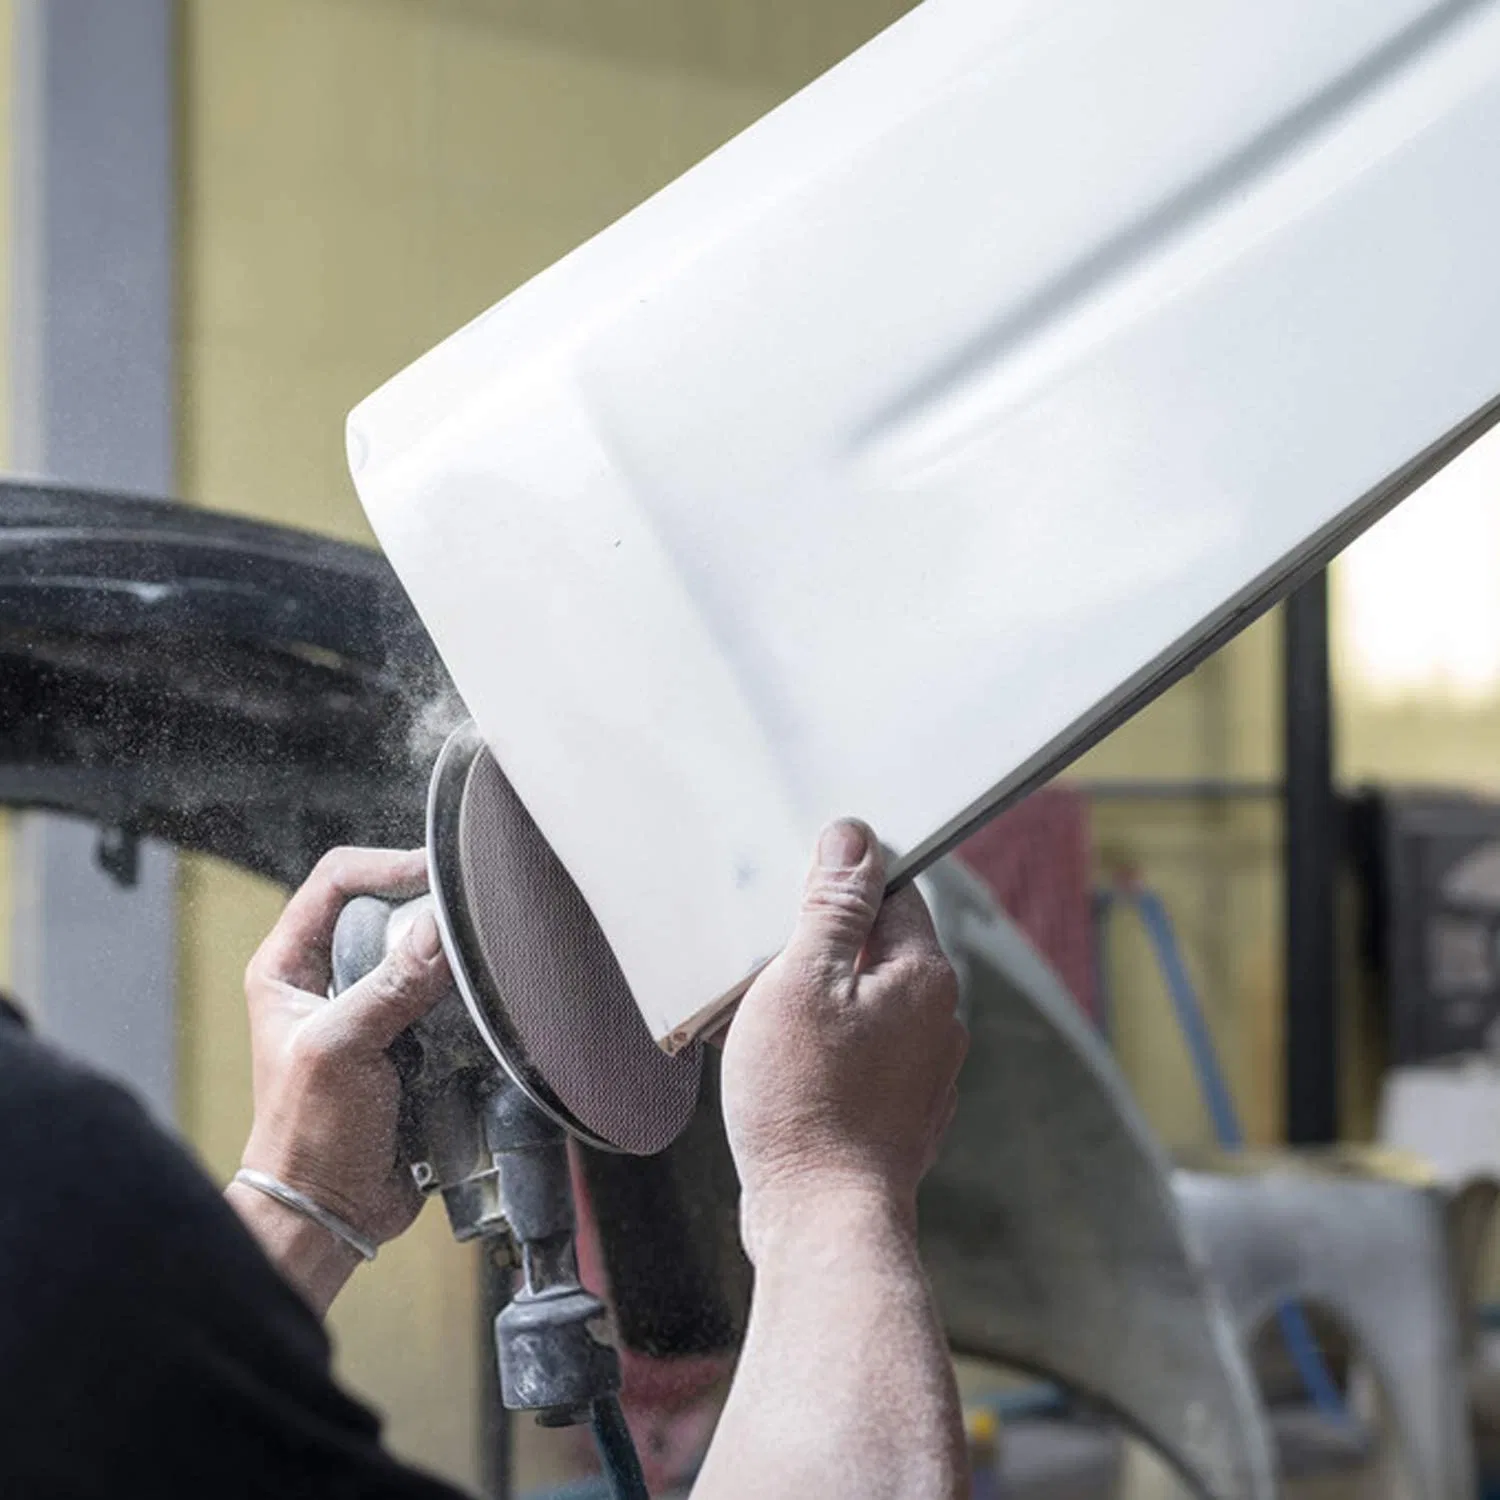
[449,741,702,1154]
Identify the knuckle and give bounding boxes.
[356,975,403,1025]
[373,945,412,987]
[378,943,429,997]
[309,845,360,896]
[803,879,880,931]
[355,947,439,1030]
[314,844,359,874]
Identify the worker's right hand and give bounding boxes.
[718,820,968,1259]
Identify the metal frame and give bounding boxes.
[9,0,179,1117]
[1284,576,1340,1145]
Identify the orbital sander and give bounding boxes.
[332,719,703,1496]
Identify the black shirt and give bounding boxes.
[0,1010,471,1499]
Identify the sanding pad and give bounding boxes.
[427,720,702,1154]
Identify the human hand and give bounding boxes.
[225,847,450,1313]
[719,820,967,1258]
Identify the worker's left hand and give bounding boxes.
[228,847,450,1310]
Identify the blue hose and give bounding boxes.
[1115,886,1348,1423]
[1132,893,1243,1148]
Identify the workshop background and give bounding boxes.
[1,1,1499,1493]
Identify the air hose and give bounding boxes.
[589,1396,650,1500]
[1107,884,1348,1423]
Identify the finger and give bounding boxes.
[861,882,945,973]
[252,847,428,994]
[782,820,886,980]
[317,906,451,1054]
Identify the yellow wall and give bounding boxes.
[1073,609,1288,1149]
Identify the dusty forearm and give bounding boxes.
[695,1189,966,1500]
[224,1181,360,1318]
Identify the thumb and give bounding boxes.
[783,819,886,976]
[323,907,451,1053]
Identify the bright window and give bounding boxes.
[1338,423,1500,704]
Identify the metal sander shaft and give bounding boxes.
[330,894,623,1426]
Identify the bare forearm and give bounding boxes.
[695,1190,966,1500]
[224,1182,359,1318]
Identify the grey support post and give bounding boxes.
[9,0,178,1119]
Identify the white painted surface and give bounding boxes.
[1379,1060,1500,1184]
[351,0,1500,1042]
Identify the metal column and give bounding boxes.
[8,0,178,1119]
[1283,574,1339,1145]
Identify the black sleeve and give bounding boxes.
[0,1017,474,1500]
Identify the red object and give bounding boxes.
[570,1150,731,1492]
[956,785,1096,1020]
